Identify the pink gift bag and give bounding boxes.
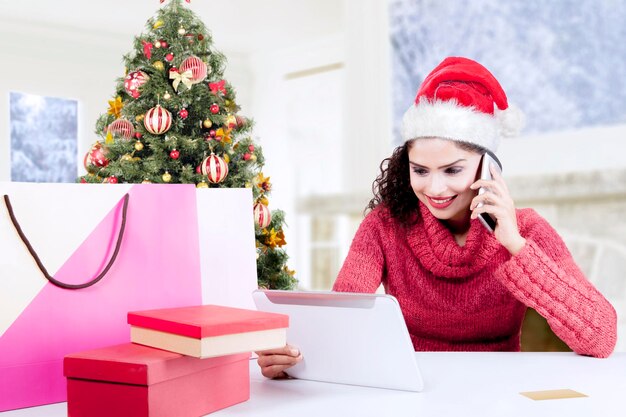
[0,184,204,411]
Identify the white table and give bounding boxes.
[3,352,625,417]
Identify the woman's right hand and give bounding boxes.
[255,344,302,379]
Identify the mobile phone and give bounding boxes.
[476,151,502,233]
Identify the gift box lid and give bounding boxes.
[64,343,249,386]
[127,304,289,339]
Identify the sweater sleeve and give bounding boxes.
[494,209,617,358]
[332,211,385,293]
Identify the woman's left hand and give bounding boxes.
[469,163,526,255]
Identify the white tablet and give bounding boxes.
[252,290,424,392]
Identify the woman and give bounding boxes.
[257,57,617,379]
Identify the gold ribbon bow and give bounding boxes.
[169,70,194,92]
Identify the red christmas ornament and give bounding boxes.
[178,108,189,119]
[144,105,172,135]
[180,55,208,84]
[170,149,180,159]
[124,71,149,99]
[208,80,226,95]
[160,40,168,48]
[141,41,153,59]
[209,129,216,137]
[248,145,255,152]
[243,153,251,161]
[210,104,220,114]
[134,132,143,139]
[253,203,272,229]
[86,142,109,168]
[201,153,229,183]
[165,53,174,62]
[235,115,247,129]
[107,119,135,141]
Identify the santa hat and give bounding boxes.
[401,57,524,152]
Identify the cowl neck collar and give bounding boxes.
[406,202,502,278]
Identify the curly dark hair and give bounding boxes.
[366,139,486,225]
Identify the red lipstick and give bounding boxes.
[426,195,457,209]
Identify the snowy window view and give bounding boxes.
[389,0,626,145]
[10,92,78,183]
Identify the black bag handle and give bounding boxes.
[3,193,129,290]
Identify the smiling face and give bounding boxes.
[408,138,483,226]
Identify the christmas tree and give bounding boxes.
[80,0,296,290]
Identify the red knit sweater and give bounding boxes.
[333,203,617,358]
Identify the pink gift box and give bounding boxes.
[64,343,249,417]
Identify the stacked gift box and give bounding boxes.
[63,305,289,417]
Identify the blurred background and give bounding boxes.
[1,0,624,351]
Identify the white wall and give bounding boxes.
[499,124,626,178]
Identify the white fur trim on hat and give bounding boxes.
[401,98,500,152]
[495,103,525,138]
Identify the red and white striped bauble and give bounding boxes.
[144,105,172,135]
[253,203,272,228]
[180,55,208,84]
[124,70,149,99]
[107,119,135,141]
[201,153,228,183]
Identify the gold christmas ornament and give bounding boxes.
[225,114,237,128]
[154,40,162,48]
[121,154,133,162]
[134,141,144,151]
[107,96,124,119]
[153,61,165,71]
[153,20,164,29]
[250,154,257,162]
[163,92,171,100]
[255,173,272,192]
[202,119,213,129]
[245,182,252,188]
[196,181,209,189]
[135,114,145,122]
[162,171,172,182]
[223,154,230,163]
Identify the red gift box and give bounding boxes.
[128,304,289,358]
[64,343,250,417]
